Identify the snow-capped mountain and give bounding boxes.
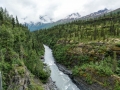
[65,12,81,19]
[23,15,53,25]
[24,15,55,30]
[25,8,112,31]
[39,15,54,23]
[25,12,81,31]
[89,8,110,16]
[56,12,81,23]
[80,8,110,20]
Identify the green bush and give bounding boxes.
[28,84,43,90]
[72,66,79,76]
[114,81,120,90]
[85,74,93,84]
[79,57,114,76]
[17,67,25,76]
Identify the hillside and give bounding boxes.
[33,8,120,90]
[0,7,50,90]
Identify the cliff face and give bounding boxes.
[7,64,43,90]
[50,38,120,90]
[7,65,30,90]
[6,58,58,90]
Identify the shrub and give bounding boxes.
[114,81,120,90]
[72,66,79,76]
[85,74,93,84]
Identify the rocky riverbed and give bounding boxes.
[56,63,108,90]
[41,53,109,90]
[44,77,58,90]
[41,57,59,90]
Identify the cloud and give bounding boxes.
[0,0,120,23]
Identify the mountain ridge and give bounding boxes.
[25,8,111,31]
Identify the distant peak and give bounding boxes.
[39,15,54,23]
[65,12,81,19]
[97,8,109,13]
[104,8,108,10]
[21,16,27,20]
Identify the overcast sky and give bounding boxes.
[0,0,120,23]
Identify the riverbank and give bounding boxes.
[43,45,109,90]
[41,56,58,90]
[44,77,58,90]
[43,45,80,90]
[57,63,108,90]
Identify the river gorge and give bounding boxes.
[44,45,80,90]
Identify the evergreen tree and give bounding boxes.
[16,16,19,26]
[12,18,15,28]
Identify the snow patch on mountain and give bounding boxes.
[39,15,54,23]
[23,8,111,31]
[81,8,110,19]
[65,12,81,19]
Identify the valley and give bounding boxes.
[33,8,120,90]
[0,4,120,90]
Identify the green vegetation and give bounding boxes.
[72,57,114,76]
[1,6,120,90]
[33,9,120,89]
[0,7,49,90]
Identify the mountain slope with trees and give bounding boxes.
[33,8,120,90]
[0,7,50,90]
[1,6,120,90]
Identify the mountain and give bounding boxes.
[56,12,81,23]
[39,15,54,23]
[80,8,110,20]
[33,6,120,90]
[26,8,111,31]
[24,15,54,31]
[26,12,81,31]
[65,12,81,19]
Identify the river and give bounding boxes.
[44,45,80,90]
